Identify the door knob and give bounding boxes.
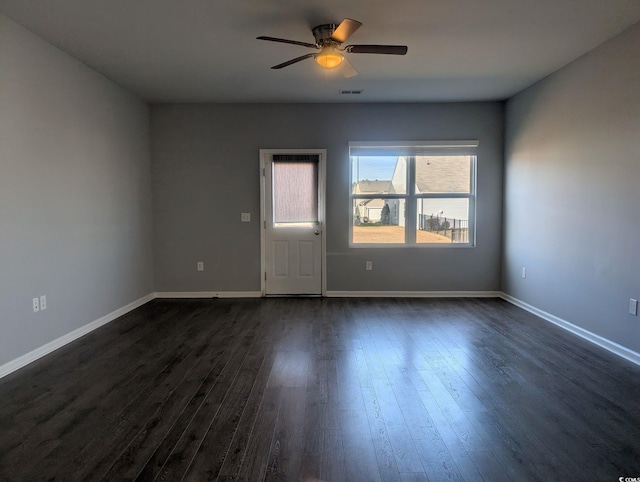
[314,230,320,235]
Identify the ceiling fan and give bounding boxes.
[257,18,408,78]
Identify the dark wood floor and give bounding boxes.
[1,298,639,481]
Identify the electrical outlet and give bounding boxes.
[241,212,251,222]
[32,298,39,312]
[40,295,47,311]
[629,298,638,316]
[197,261,204,271]
[366,261,373,271]
[522,267,526,279]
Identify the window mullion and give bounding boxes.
[470,155,477,245]
[414,193,471,199]
[406,156,417,245]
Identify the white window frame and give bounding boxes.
[349,140,479,248]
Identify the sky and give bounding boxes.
[352,156,397,181]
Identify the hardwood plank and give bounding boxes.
[215,352,277,479]
[385,367,438,441]
[264,386,306,481]
[0,301,193,450]
[301,357,322,454]
[133,328,252,480]
[336,349,365,410]
[0,300,185,408]
[103,314,250,479]
[400,473,429,482]
[181,349,269,480]
[319,358,341,430]
[467,449,512,482]
[153,326,259,481]
[2,297,640,480]
[361,386,403,482]
[321,429,346,482]
[300,452,321,482]
[371,378,424,473]
[5,301,223,479]
[412,432,462,481]
[341,409,382,482]
[234,387,281,481]
[69,307,243,480]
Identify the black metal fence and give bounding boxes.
[418,214,469,243]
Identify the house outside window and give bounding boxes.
[350,141,478,247]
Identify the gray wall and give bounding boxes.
[0,16,154,365]
[503,23,640,352]
[151,102,504,292]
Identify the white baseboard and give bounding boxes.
[218,291,262,298]
[154,291,217,298]
[154,291,262,299]
[326,290,502,298]
[500,293,640,367]
[0,293,155,379]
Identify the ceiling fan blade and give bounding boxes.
[347,45,408,55]
[330,18,362,43]
[271,53,316,69]
[257,36,318,49]
[341,58,358,78]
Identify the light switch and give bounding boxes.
[241,213,251,222]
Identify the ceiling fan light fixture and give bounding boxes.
[258,18,407,76]
[315,48,343,69]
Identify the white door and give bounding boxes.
[262,150,324,295]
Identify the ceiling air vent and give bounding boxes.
[340,90,364,95]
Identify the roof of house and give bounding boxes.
[389,156,470,193]
[358,198,386,209]
[414,156,470,193]
[353,180,392,194]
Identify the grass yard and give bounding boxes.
[352,225,453,244]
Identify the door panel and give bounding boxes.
[263,151,324,295]
[298,241,315,277]
[273,241,289,277]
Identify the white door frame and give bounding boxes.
[260,149,327,296]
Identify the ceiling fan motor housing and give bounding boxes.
[312,24,339,46]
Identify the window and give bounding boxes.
[272,158,318,227]
[350,141,478,246]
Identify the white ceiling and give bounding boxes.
[1,0,639,103]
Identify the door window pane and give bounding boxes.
[416,198,470,243]
[273,161,318,224]
[415,156,470,193]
